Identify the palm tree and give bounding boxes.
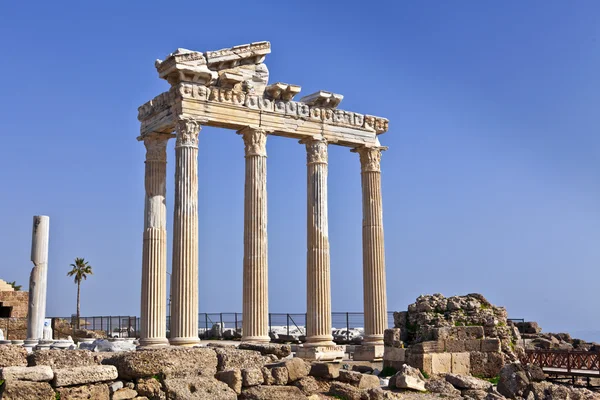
[67,258,93,329]
[7,281,22,291]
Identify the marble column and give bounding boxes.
[353,146,388,346]
[170,117,202,347]
[302,137,335,347]
[26,215,50,348]
[238,127,270,343]
[139,133,171,347]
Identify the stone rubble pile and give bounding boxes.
[515,321,599,351]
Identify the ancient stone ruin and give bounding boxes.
[137,41,390,361]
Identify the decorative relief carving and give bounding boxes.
[144,134,172,162]
[175,117,202,147]
[238,127,267,157]
[138,91,174,120]
[352,146,388,172]
[302,137,328,164]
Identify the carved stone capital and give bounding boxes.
[352,146,388,172]
[143,134,173,162]
[175,117,204,148]
[238,127,268,157]
[300,137,328,165]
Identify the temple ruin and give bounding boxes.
[137,41,390,361]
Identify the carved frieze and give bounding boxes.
[300,91,344,109]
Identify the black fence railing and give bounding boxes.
[49,312,395,342]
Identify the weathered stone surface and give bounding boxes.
[270,357,309,382]
[445,374,492,391]
[481,338,501,352]
[29,349,101,368]
[242,367,264,387]
[328,381,363,400]
[0,365,53,381]
[238,343,291,359]
[0,380,54,400]
[213,348,269,372]
[384,328,402,347]
[215,369,242,394]
[406,352,432,375]
[497,363,530,399]
[110,381,124,393]
[0,345,27,367]
[431,352,452,374]
[383,346,405,362]
[105,348,217,379]
[292,376,322,396]
[451,352,471,375]
[411,340,444,353]
[136,377,164,399]
[465,339,483,352]
[445,339,465,352]
[309,362,339,379]
[261,366,274,385]
[113,388,139,400]
[164,377,237,399]
[462,389,488,399]
[338,370,380,389]
[271,366,288,385]
[95,339,137,352]
[53,365,118,387]
[390,364,425,392]
[351,365,374,374]
[240,385,308,400]
[470,351,504,378]
[56,383,110,400]
[516,321,541,334]
[425,377,461,397]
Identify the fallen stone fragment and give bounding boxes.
[238,343,292,359]
[0,365,53,381]
[328,381,363,400]
[242,367,264,387]
[109,380,124,393]
[53,365,118,387]
[270,357,309,382]
[135,377,163,398]
[0,380,54,400]
[292,376,322,396]
[164,376,237,399]
[216,369,242,394]
[261,366,274,385]
[213,347,271,372]
[338,370,380,389]
[271,366,289,385]
[445,373,492,391]
[497,363,530,398]
[112,387,138,400]
[425,377,461,396]
[309,362,339,379]
[390,364,426,391]
[240,385,308,399]
[55,383,110,400]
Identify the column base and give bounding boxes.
[296,345,346,362]
[241,335,270,344]
[169,337,200,347]
[304,335,335,347]
[139,337,170,349]
[23,339,38,353]
[353,344,384,361]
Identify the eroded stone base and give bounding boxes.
[296,345,345,362]
[353,344,384,361]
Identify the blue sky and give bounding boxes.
[0,1,598,340]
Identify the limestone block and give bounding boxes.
[339,370,379,389]
[0,380,54,400]
[105,347,217,379]
[431,353,452,374]
[309,362,339,379]
[383,346,405,362]
[328,381,364,400]
[213,348,270,372]
[470,351,505,378]
[432,327,450,341]
[270,357,309,382]
[0,345,28,367]
[53,365,118,387]
[135,377,163,398]
[395,374,426,391]
[239,385,307,400]
[445,373,492,391]
[450,326,484,340]
[384,328,402,348]
[296,345,344,362]
[451,352,471,375]
[481,338,501,352]
[271,366,289,385]
[163,377,237,400]
[56,383,110,400]
[237,343,291,359]
[353,344,384,361]
[411,340,444,354]
[383,360,404,371]
[0,365,53,381]
[445,340,465,353]
[261,366,274,385]
[29,349,101,368]
[242,368,264,387]
[112,388,138,400]
[407,352,433,375]
[292,376,323,396]
[465,339,482,352]
[215,369,242,394]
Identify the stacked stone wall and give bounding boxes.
[0,291,28,318]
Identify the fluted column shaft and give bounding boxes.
[140,134,171,347]
[239,127,270,343]
[354,146,388,344]
[170,118,202,347]
[303,137,335,347]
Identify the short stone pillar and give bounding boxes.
[297,137,344,362]
[139,133,172,347]
[352,146,388,361]
[25,215,50,350]
[238,127,270,343]
[170,117,202,347]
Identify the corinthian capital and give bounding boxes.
[143,133,173,162]
[300,137,328,165]
[352,146,388,172]
[175,117,204,147]
[238,126,268,157]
